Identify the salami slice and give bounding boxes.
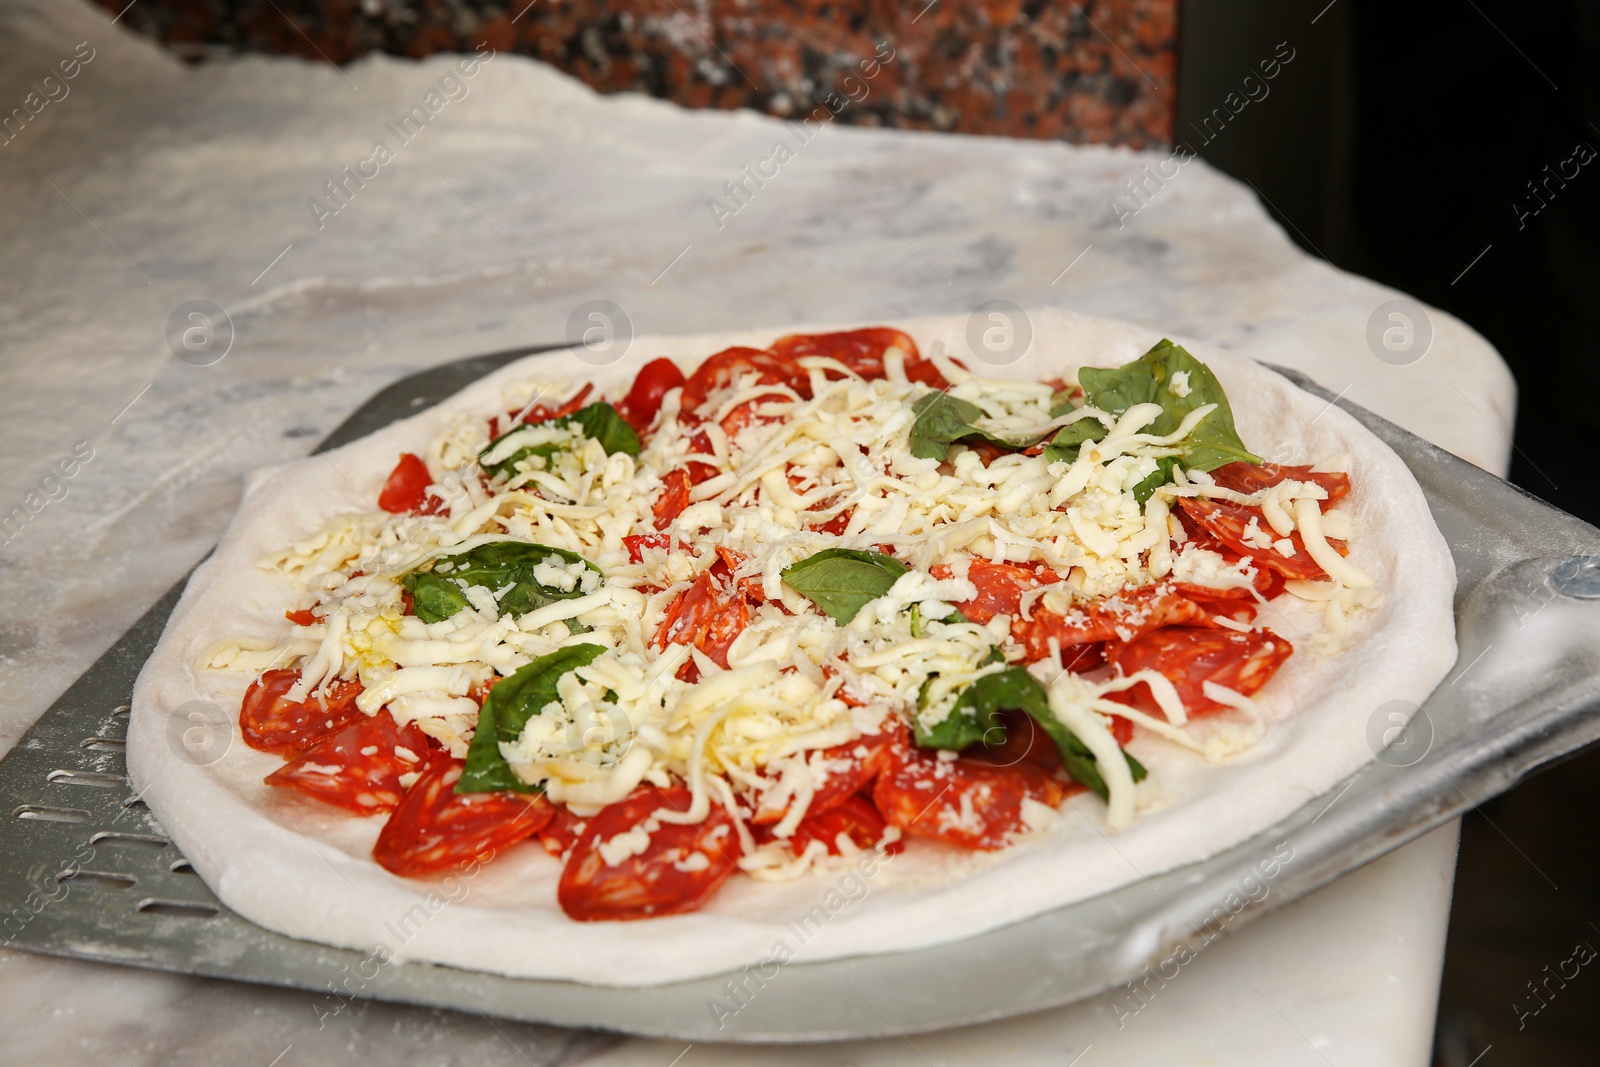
[264,709,432,815]
[558,785,742,921]
[1012,585,1210,664]
[679,346,810,412]
[652,468,693,530]
[786,795,902,857]
[872,750,1066,850]
[750,722,907,825]
[1178,497,1328,581]
[239,669,364,756]
[1108,625,1294,718]
[1208,460,1351,504]
[373,757,551,876]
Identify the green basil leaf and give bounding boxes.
[915,666,1146,802]
[479,402,640,478]
[458,643,607,793]
[401,542,601,624]
[562,402,642,457]
[1041,417,1108,466]
[401,571,472,623]
[907,392,1053,462]
[1043,340,1261,494]
[781,548,909,624]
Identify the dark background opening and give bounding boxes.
[1181,2,1600,1062]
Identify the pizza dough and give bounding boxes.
[127,309,1457,986]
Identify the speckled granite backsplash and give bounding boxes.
[88,0,1177,146]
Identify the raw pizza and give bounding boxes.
[129,310,1455,985]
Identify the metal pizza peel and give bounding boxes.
[1,345,1597,1041]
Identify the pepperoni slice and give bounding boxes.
[377,453,443,515]
[1178,498,1329,581]
[1012,585,1210,664]
[770,327,949,388]
[656,571,749,676]
[652,468,692,530]
[1171,582,1261,624]
[623,532,689,563]
[679,346,810,413]
[239,669,365,756]
[750,722,908,825]
[720,393,791,437]
[786,795,903,857]
[558,785,742,921]
[1208,461,1351,504]
[372,757,551,876]
[872,750,1066,850]
[264,709,432,815]
[517,382,593,425]
[615,357,685,434]
[1107,626,1294,719]
[538,804,590,858]
[933,560,1063,625]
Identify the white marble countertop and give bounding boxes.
[0,1,1513,1063]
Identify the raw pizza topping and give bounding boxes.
[209,327,1380,920]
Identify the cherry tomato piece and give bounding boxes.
[239,669,365,756]
[377,453,442,515]
[372,757,551,876]
[558,785,742,921]
[616,358,685,434]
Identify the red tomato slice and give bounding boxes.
[616,357,685,434]
[284,607,319,626]
[750,722,908,825]
[372,757,551,876]
[656,572,749,675]
[239,669,365,756]
[1178,498,1330,581]
[377,453,443,515]
[1012,585,1210,665]
[1208,461,1351,505]
[932,560,1064,625]
[538,804,590,858]
[872,750,1066,850]
[1107,626,1294,719]
[558,785,742,921]
[786,795,903,857]
[679,346,810,413]
[264,709,432,815]
[652,468,692,530]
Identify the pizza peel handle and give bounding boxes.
[1,350,1598,1042]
